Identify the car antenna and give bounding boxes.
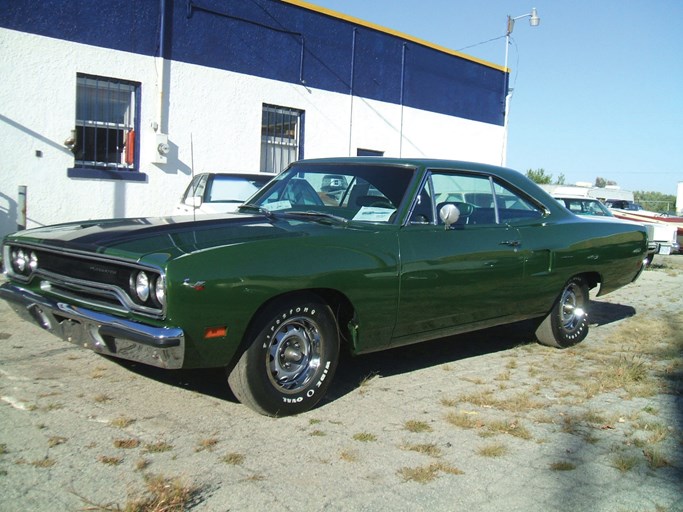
[190,132,196,223]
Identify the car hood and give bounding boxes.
[5,213,310,264]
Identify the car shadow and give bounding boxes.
[588,300,636,327]
[324,321,537,405]
[327,299,637,405]
[109,298,637,410]
[110,359,236,402]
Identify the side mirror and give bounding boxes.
[439,204,460,229]
[184,196,203,209]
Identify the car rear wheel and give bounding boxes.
[228,294,339,416]
[535,277,590,348]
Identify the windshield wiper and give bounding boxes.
[239,205,348,226]
[284,210,349,226]
[239,203,275,219]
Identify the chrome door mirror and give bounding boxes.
[439,203,460,229]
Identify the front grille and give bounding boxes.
[6,244,164,319]
[38,251,131,289]
[43,279,129,314]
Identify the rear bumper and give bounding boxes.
[0,283,184,369]
[656,241,680,255]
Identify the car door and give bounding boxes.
[490,180,555,314]
[393,171,539,341]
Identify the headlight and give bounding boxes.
[154,274,166,307]
[9,247,37,277]
[134,271,150,302]
[14,249,27,273]
[29,252,39,271]
[130,270,166,309]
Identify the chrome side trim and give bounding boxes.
[0,283,184,369]
[37,269,164,318]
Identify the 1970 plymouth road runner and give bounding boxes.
[0,158,647,416]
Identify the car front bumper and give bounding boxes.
[0,283,184,369]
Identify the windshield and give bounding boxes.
[243,163,416,223]
[206,175,270,203]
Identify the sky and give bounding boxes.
[310,0,683,195]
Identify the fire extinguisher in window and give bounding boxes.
[125,130,135,165]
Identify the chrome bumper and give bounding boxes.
[0,283,184,369]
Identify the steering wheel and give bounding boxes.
[369,200,394,209]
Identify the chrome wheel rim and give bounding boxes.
[267,316,322,393]
[560,283,586,333]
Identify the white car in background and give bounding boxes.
[173,172,273,215]
[605,200,682,254]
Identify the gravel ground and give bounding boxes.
[0,256,681,512]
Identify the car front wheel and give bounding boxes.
[228,294,340,416]
[535,277,590,348]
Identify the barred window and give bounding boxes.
[260,104,303,174]
[73,74,138,170]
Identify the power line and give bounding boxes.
[456,34,505,53]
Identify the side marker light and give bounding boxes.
[204,326,227,339]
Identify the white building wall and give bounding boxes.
[1,30,164,232]
[399,107,502,161]
[0,29,504,237]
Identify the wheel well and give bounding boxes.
[576,271,601,291]
[240,288,356,356]
[312,289,356,349]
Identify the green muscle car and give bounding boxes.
[0,158,647,416]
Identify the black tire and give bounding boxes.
[228,294,339,416]
[535,277,590,348]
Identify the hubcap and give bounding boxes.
[560,283,585,333]
[267,317,322,393]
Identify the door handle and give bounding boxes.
[499,240,521,247]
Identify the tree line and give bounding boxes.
[525,169,677,214]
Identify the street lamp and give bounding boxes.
[501,7,540,166]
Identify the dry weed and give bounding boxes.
[221,452,245,465]
[143,441,173,454]
[404,420,433,433]
[353,432,377,442]
[397,462,463,483]
[114,438,140,449]
[400,443,442,458]
[476,442,508,457]
[77,473,199,512]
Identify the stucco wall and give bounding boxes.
[0,22,503,238]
